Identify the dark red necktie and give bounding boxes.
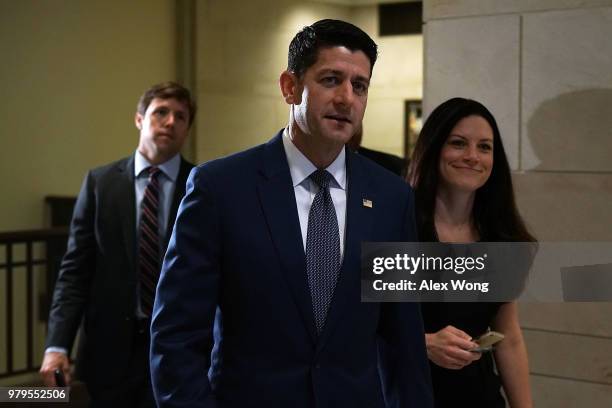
[139,166,161,317]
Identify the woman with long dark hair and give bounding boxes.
[408,98,534,407]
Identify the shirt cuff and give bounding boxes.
[45,347,68,355]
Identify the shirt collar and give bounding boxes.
[134,150,181,182]
[282,128,346,190]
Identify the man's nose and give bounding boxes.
[334,81,354,106]
[164,113,176,127]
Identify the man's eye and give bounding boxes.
[321,76,339,86]
[353,82,368,95]
[154,108,169,116]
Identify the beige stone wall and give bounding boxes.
[0,0,177,232]
[424,0,612,405]
[194,0,422,161]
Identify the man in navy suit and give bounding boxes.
[151,19,432,407]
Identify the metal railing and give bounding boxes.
[0,227,68,378]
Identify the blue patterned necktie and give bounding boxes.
[306,169,341,334]
[139,166,161,317]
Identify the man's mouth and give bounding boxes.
[325,114,351,124]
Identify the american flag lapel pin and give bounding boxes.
[362,198,373,208]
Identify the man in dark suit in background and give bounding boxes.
[40,82,195,407]
[151,20,432,407]
[348,128,408,177]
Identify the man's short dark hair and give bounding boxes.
[137,81,197,127]
[287,19,378,78]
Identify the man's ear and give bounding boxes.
[134,112,143,130]
[279,70,302,105]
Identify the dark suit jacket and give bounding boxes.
[151,132,432,408]
[357,146,407,177]
[45,154,193,393]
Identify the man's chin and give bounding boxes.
[154,140,175,149]
[154,144,180,157]
[322,128,353,145]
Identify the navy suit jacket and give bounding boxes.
[151,132,432,408]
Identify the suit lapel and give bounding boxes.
[317,149,375,351]
[257,133,317,344]
[118,156,137,276]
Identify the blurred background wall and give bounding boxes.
[194,0,422,161]
[0,0,177,232]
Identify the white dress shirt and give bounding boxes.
[282,129,347,257]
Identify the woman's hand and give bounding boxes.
[426,325,482,369]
